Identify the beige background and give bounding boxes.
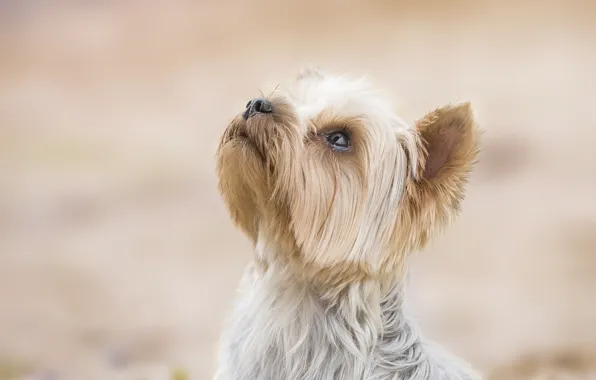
[1,1,595,379]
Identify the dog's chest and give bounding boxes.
[214,271,380,380]
[214,268,479,380]
[220,328,372,380]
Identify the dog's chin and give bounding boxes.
[235,127,267,162]
[235,128,253,146]
[223,117,263,158]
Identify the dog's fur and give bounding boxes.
[214,67,481,380]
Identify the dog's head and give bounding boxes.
[217,67,478,284]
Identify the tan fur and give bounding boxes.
[391,103,480,264]
[216,69,479,292]
[214,68,481,380]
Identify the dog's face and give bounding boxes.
[217,68,478,284]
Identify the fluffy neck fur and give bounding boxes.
[214,247,480,380]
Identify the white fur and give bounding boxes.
[287,72,419,270]
[213,261,480,380]
[214,69,481,380]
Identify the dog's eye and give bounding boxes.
[325,131,351,151]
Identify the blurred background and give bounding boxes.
[1,0,595,379]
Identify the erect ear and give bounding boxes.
[416,102,478,184]
[409,102,479,233]
[389,103,479,261]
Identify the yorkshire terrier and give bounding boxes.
[214,67,481,380]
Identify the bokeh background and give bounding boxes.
[1,0,595,379]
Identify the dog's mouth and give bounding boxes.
[234,123,252,143]
[237,129,249,139]
[233,123,267,161]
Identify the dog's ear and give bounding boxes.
[398,102,479,251]
[415,102,478,185]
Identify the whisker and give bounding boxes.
[267,84,281,99]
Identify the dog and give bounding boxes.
[214,67,481,380]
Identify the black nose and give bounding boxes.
[243,98,273,119]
